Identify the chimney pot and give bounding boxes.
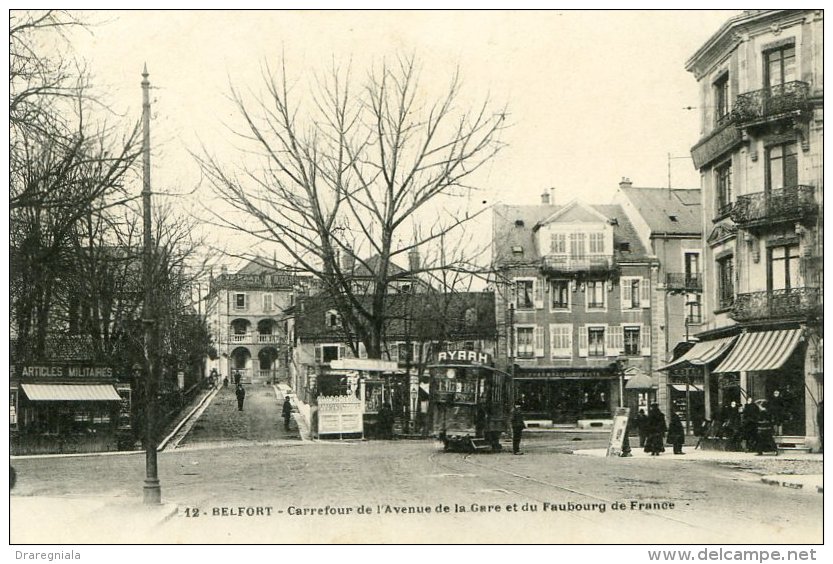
[619,177,632,189]
[540,191,550,205]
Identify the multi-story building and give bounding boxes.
[206,259,308,385]
[492,194,658,425]
[616,180,706,429]
[685,9,822,449]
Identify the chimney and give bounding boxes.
[619,177,632,190]
[540,190,550,205]
[408,249,421,273]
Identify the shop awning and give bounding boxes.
[658,336,738,371]
[21,383,121,401]
[668,383,704,392]
[713,329,803,373]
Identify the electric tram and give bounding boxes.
[427,350,513,453]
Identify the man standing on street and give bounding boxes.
[236,384,246,411]
[511,405,526,455]
[282,396,293,431]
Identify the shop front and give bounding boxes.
[10,365,125,455]
[514,366,619,424]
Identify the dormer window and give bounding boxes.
[325,309,342,328]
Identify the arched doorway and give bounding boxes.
[258,347,280,384]
[230,347,252,384]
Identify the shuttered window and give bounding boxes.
[550,324,573,358]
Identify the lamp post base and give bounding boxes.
[143,479,161,505]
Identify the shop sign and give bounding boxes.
[12,364,114,380]
[436,350,492,365]
[606,407,631,457]
[317,395,363,435]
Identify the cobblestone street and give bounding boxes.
[178,384,300,446]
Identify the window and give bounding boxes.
[764,44,796,90]
[550,324,572,358]
[550,232,566,254]
[686,294,703,324]
[516,327,534,359]
[624,326,641,356]
[586,280,605,309]
[263,293,273,312]
[588,327,605,357]
[234,293,247,311]
[717,255,734,309]
[397,342,417,363]
[714,72,730,125]
[621,278,641,309]
[683,251,700,288]
[765,142,798,191]
[514,279,535,310]
[325,309,341,328]
[550,280,570,310]
[768,244,800,291]
[399,284,412,294]
[715,161,733,216]
[588,232,604,254]
[321,345,340,363]
[570,233,587,257]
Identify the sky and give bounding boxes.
[53,9,740,270]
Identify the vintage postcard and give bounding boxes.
[8,9,823,549]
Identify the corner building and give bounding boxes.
[686,10,822,449]
[492,196,658,425]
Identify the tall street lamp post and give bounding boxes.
[141,64,161,505]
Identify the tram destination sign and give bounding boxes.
[436,350,493,365]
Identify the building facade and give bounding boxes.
[685,9,822,448]
[616,181,706,430]
[492,196,658,425]
[206,260,308,385]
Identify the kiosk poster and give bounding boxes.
[606,407,631,457]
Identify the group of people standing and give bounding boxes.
[714,396,780,455]
[635,403,686,456]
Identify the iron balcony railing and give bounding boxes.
[731,185,817,227]
[731,287,821,322]
[541,254,612,273]
[666,272,703,291]
[732,81,810,124]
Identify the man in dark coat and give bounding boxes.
[644,403,667,456]
[636,409,648,447]
[233,371,241,387]
[282,396,293,431]
[667,412,686,454]
[511,405,526,455]
[235,384,246,411]
[741,397,760,452]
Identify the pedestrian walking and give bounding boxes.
[667,411,686,455]
[636,408,648,448]
[223,376,229,388]
[511,405,526,455]
[282,396,293,431]
[643,403,667,456]
[755,400,778,456]
[233,371,241,387]
[235,384,246,411]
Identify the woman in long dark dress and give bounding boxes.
[755,400,778,455]
[667,412,686,454]
[644,403,667,456]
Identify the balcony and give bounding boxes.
[229,332,250,344]
[666,272,703,292]
[731,185,817,229]
[690,121,742,170]
[731,287,821,322]
[541,254,612,274]
[257,334,280,344]
[732,81,810,126]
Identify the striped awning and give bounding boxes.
[21,383,122,401]
[658,336,738,371]
[713,329,803,373]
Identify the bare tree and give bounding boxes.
[197,55,506,358]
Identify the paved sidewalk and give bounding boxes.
[178,382,299,446]
[573,447,823,494]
